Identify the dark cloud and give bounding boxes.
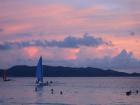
[0,42,13,50]
[0,34,111,50]
[46,33,111,48]
[0,41,28,50]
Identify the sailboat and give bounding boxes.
[35,56,48,86]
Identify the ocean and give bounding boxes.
[0,77,140,105]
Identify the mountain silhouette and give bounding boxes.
[0,65,140,77]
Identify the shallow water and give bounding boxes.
[0,77,140,105]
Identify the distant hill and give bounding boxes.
[0,65,140,77]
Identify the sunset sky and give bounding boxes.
[0,0,140,72]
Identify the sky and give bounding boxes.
[0,0,140,73]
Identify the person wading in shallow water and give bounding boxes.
[51,89,54,94]
[60,91,63,95]
[136,90,139,94]
[125,90,139,96]
[126,90,132,96]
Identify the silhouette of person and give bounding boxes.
[136,90,139,94]
[46,81,49,86]
[126,90,132,96]
[51,89,54,94]
[60,91,63,95]
[50,81,53,84]
[35,86,38,91]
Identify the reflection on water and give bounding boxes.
[0,77,140,105]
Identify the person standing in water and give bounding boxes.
[136,90,139,95]
[51,89,54,94]
[60,91,63,95]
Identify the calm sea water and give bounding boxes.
[0,77,140,105]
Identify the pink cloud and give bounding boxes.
[103,35,140,59]
[1,2,139,39]
[63,48,80,60]
[4,23,33,34]
[0,1,140,66]
[22,46,80,61]
[23,47,39,59]
[47,48,80,60]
